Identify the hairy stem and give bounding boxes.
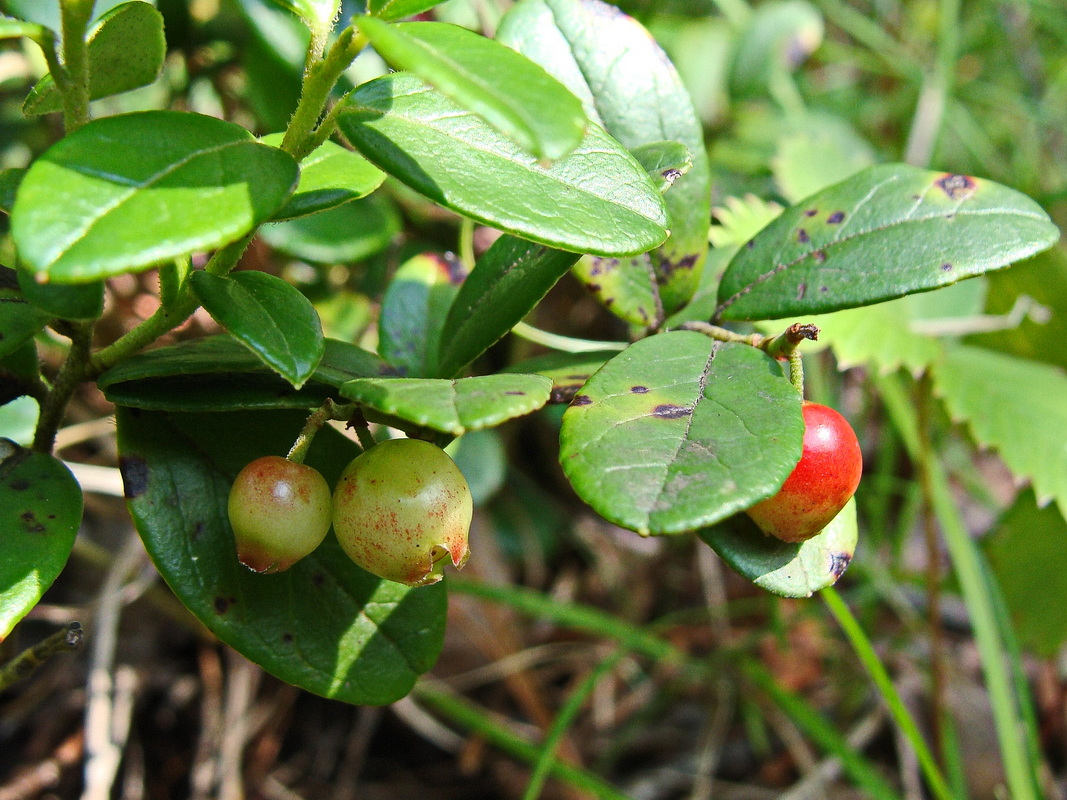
[33,321,94,453]
[59,0,95,132]
[287,400,360,464]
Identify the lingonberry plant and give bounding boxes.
[0,0,1060,728]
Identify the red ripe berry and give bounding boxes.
[745,402,862,543]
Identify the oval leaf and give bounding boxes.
[436,236,580,378]
[340,374,553,435]
[698,498,857,597]
[496,0,711,314]
[379,252,468,377]
[23,2,166,116]
[0,168,25,214]
[99,335,392,411]
[715,164,1061,321]
[0,441,83,639]
[357,18,586,161]
[0,268,49,358]
[12,110,298,282]
[116,407,445,705]
[337,73,668,257]
[190,270,325,388]
[368,0,447,22]
[559,332,803,535]
[259,194,401,264]
[17,263,104,320]
[261,135,386,220]
[502,350,619,404]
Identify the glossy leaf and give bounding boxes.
[715,164,1061,321]
[559,332,804,535]
[16,263,104,320]
[337,73,668,257]
[0,268,49,358]
[190,270,325,388]
[367,0,447,22]
[631,141,692,194]
[357,18,586,161]
[932,345,1067,517]
[12,111,298,282]
[340,374,553,435]
[436,236,579,378]
[985,490,1067,657]
[570,254,661,327]
[259,195,400,264]
[0,441,83,639]
[502,350,619,404]
[379,253,467,377]
[116,408,445,705]
[698,498,857,597]
[496,0,711,314]
[99,336,391,411]
[23,2,166,116]
[261,135,385,220]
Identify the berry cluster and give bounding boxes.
[227,439,472,586]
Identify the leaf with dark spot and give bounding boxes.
[716,163,1060,320]
[1,443,83,638]
[559,332,803,535]
[699,499,858,597]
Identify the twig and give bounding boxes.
[0,622,83,692]
[82,536,146,800]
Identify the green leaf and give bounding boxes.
[261,135,385,220]
[932,345,1067,517]
[0,396,39,445]
[985,490,1067,657]
[570,254,661,327]
[268,0,339,34]
[496,0,711,314]
[356,18,586,162]
[367,0,446,22]
[559,332,803,535]
[631,141,693,194]
[12,110,298,283]
[116,407,445,705]
[379,252,467,377]
[502,350,618,404]
[699,499,857,597]
[16,263,104,320]
[0,168,25,214]
[340,374,553,435]
[337,73,668,257]
[259,194,400,264]
[190,270,325,389]
[0,268,49,358]
[715,164,1061,321]
[99,335,391,411]
[0,440,83,639]
[772,114,875,204]
[22,2,166,116]
[436,236,580,378]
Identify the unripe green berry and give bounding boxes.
[332,439,472,587]
[227,456,332,573]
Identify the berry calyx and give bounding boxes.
[227,455,333,573]
[744,402,862,543]
[332,438,472,587]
